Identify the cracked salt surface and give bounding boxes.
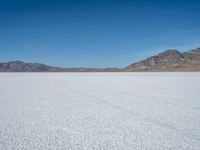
[0,73,200,150]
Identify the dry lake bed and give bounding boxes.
[0,73,200,150]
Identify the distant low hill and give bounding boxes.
[127,48,200,71]
[1,47,200,72]
[0,61,123,72]
[0,61,64,72]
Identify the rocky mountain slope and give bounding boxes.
[127,48,200,71]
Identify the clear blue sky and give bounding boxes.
[0,0,200,67]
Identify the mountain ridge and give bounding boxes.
[127,47,200,71]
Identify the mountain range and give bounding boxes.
[1,47,200,72]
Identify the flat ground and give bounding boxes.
[0,73,200,150]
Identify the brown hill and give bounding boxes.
[127,48,200,71]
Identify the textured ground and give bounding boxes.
[0,73,200,150]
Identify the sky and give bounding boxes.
[0,0,200,67]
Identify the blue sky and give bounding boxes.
[0,0,200,67]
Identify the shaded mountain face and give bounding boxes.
[127,48,200,71]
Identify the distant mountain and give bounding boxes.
[1,47,200,72]
[127,48,200,71]
[0,61,124,72]
[0,61,65,72]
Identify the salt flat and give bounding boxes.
[0,73,200,150]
